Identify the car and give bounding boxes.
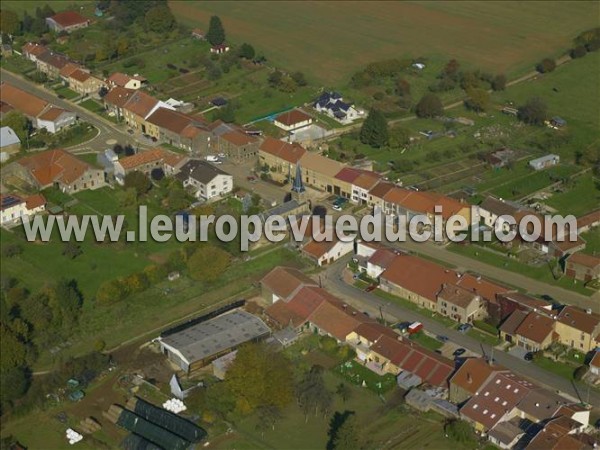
[127,129,134,135]
[457,323,472,333]
[437,335,449,343]
[362,311,370,318]
[205,155,219,162]
[151,137,157,142]
[218,153,226,158]
[332,204,342,211]
[365,284,377,292]
[352,274,360,280]
[453,348,466,357]
[540,294,554,302]
[524,352,534,361]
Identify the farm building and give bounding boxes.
[158,309,270,373]
[273,109,314,132]
[529,154,560,171]
[46,11,90,33]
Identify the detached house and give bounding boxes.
[564,253,600,283]
[46,11,90,33]
[175,160,233,201]
[499,310,556,352]
[0,193,46,226]
[273,109,313,132]
[106,72,147,90]
[11,149,104,193]
[301,237,354,266]
[314,91,360,123]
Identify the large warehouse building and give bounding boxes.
[158,309,271,373]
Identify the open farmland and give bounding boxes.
[170,1,599,84]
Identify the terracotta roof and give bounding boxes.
[260,266,317,301]
[69,68,92,83]
[107,72,135,87]
[479,196,521,217]
[48,11,89,28]
[302,238,338,259]
[36,51,71,70]
[334,167,362,183]
[577,209,600,230]
[123,90,159,118]
[59,62,82,78]
[380,254,458,303]
[103,86,135,108]
[567,252,600,270]
[497,292,552,311]
[438,283,480,309]
[514,311,555,344]
[17,149,92,187]
[146,107,206,135]
[353,171,381,190]
[221,130,256,146]
[455,274,510,303]
[25,194,46,210]
[37,107,68,121]
[265,300,305,328]
[352,322,398,342]
[591,351,600,369]
[299,151,345,178]
[369,181,395,199]
[499,310,528,336]
[22,42,47,57]
[450,358,505,396]
[259,137,306,164]
[460,372,535,430]
[288,286,341,321]
[526,418,588,450]
[368,248,398,269]
[384,188,468,220]
[557,306,600,335]
[0,82,48,117]
[274,109,312,127]
[308,300,363,341]
[117,149,165,170]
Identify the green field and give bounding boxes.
[545,173,600,216]
[170,1,599,84]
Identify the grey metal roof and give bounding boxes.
[0,126,21,147]
[160,310,270,364]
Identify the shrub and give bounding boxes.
[2,244,22,258]
[570,45,587,59]
[536,58,556,73]
[573,365,588,380]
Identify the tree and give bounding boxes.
[255,405,283,435]
[0,366,30,403]
[335,383,352,403]
[442,59,460,79]
[151,168,165,181]
[48,279,82,332]
[518,97,548,125]
[332,414,363,450]
[22,11,33,33]
[296,365,332,421]
[573,365,588,380]
[41,4,55,18]
[388,127,410,149]
[360,109,388,148]
[96,279,127,304]
[206,15,225,46]
[238,43,255,59]
[395,78,411,97]
[187,245,230,282]
[268,70,283,87]
[278,75,298,93]
[491,74,507,91]
[536,58,556,73]
[62,242,82,259]
[1,110,30,143]
[124,171,152,197]
[215,102,236,123]
[445,420,476,444]
[464,88,490,112]
[415,93,443,118]
[291,71,307,87]
[570,45,587,59]
[113,143,124,154]
[0,324,28,370]
[459,71,480,90]
[0,10,20,36]
[145,5,175,33]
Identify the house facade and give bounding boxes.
[46,11,90,33]
[436,284,485,323]
[175,160,233,201]
[554,306,600,352]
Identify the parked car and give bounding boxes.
[365,284,377,292]
[457,323,472,333]
[205,155,219,162]
[524,352,534,361]
[437,335,449,343]
[453,348,466,357]
[395,322,411,333]
[332,204,342,211]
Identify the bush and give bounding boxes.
[570,45,587,59]
[573,365,588,380]
[319,336,338,353]
[536,58,556,73]
[415,93,443,118]
[2,244,22,258]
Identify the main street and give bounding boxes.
[322,256,600,407]
[1,68,143,153]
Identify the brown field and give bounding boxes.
[170,1,599,84]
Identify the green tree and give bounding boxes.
[268,70,283,87]
[48,279,82,333]
[459,71,480,90]
[518,97,548,125]
[388,127,410,149]
[464,88,490,112]
[415,93,443,118]
[291,71,307,87]
[62,242,83,259]
[491,73,507,91]
[1,110,30,143]
[145,5,175,33]
[278,75,298,93]
[296,365,332,421]
[570,45,587,59]
[206,15,225,46]
[536,58,556,73]
[0,10,20,36]
[187,245,230,282]
[395,78,411,97]
[360,109,389,148]
[332,414,363,450]
[238,43,255,59]
[573,365,588,380]
[445,420,476,444]
[335,383,352,403]
[0,366,30,403]
[96,279,127,304]
[0,324,28,370]
[124,171,152,197]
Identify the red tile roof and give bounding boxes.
[557,306,600,335]
[274,109,312,127]
[117,149,178,170]
[123,90,159,118]
[17,149,92,187]
[302,238,338,259]
[369,181,395,199]
[368,248,398,269]
[48,11,90,28]
[577,209,600,230]
[260,266,317,301]
[334,167,362,183]
[146,107,206,135]
[1,82,48,117]
[567,252,600,270]
[514,311,555,344]
[25,194,46,210]
[37,107,68,122]
[259,137,306,164]
[353,322,398,342]
[22,42,47,57]
[265,300,305,328]
[221,131,256,146]
[308,300,364,341]
[69,68,92,83]
[107,72,135,87]
[103,86,135,108]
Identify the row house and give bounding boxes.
[60,64,105,96]
[209,121,261,161]
[146,107,211,153]
[113,148,186,184]
[499,310,556,352]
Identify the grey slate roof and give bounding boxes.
[176,159,230,184]
[0,126,21,147]
[160,310,270,364]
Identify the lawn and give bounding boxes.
[545,173,600,217]
[79,99,105,115]
[467,329,501,347]
[55,85,79,100]
[170,1,599,85]
[409,332,443,351]
[533,355,577,380]
[334,359,398,393]
[580,228,600,256]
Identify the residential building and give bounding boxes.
[576,210,600,233]
[499,310,556,351]
[590,352,600,377]
[273,109,313,132]
[210,121,260,161]
[122,90,172,133]
[259,266,317,303]
[158,309,270,373]
[21,42,48,62]
[46,11,90,33]
[335,167,381,204]
[63,68,105,96]
[564,253,600,282]
[258,137,306,183]
[477,196,522,232]
[106,72,147,90]
[364,247,398,279]
[113,148,185,183]
[436,284,485,324]
[345,322,398,362]
[529,154,560,171]
[102,86,135,121]
[301,238,354,266]
[298,151,345,195]
[313,91,360,123]
[487,419,525,449]
[512,389,569,423]
[554,306,600,352]
[0,83,76,133]
[146,107,211,153]
[494,292,553,323]
[175,159,233,201]
[35,50,72,79]
[0,126,21,160]
[1,193,46,226]
[11,149,104,193]
[448,358,507,405]
[210,44,230,54]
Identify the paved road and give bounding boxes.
[391,239,600,311]
[1,68,143,153]
[322,257,600,407]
